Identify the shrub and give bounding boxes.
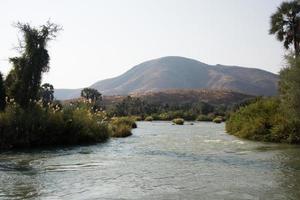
[213,116,223,123]
[145,116,153,121]
[110,124,132,138]
[197,114,213,122]
[132,116,142,121]
[0,104,110,149]
[172,118,184,125]
[111,117,137,128]
[158,113,171,121]
[110,117,135,137]
[182,111,197,121]
[226,98,300,143]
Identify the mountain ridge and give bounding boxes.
[55,56,278,100]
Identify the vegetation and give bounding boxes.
[5,22,61,108]
[172,118,184,125]
[269,0,300,57]
[110,117,135,137]
[197,114,214,122]
[132,116,142,121]
[110,124,132,138]
[213,116,223,124]
[0,72,6,111]
[0,101,111,149]
[81,88,102,102]
[106,95,231,122]
[111,117,137,129]
[226,0,300,144]
[0,22,134,149]
[226,98,300,143]
[39,83,54,106]
[144,116,153,121]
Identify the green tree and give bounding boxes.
[279,56,300,122]
[6,21,61,108]
[39,83,54,106]
[0,72,6,111]
[269,1,300,56]
[81,88,102,102]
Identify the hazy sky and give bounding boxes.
[0,0,286,89]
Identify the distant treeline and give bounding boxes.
[101,95,254,121]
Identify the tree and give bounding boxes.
[279,56,300,122]
[270,1,300,57]
[81,88,102,102]
[39,83,54,105]
[0,72,6,111]
[6,21,61,108]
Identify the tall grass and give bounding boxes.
[110,117,136,137]
[0,102,110,149]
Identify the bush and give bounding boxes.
[197,114,213,121]
[0,104,110,149]
[110,117,135,137]
[145,116,153,121]
[226,98,300,143]
[110,124,132,138]
[158,113,171,121]
[172,118,184,125]
[213,116,223,123]
[111,117,137,129]
[132,116,142,121]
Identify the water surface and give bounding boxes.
[0,122,300,200]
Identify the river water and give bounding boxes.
[0,121,300,200]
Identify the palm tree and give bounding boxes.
[270,1,300,57]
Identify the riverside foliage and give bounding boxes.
[0,100,110,149]
[106,96,230,122]
[226,58,300,143]
[0,22,133,149]
[110,117,137,137]
[226,0,300,144]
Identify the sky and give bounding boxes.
[0,0,286,89]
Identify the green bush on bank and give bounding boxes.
[213,116,223,123]
[0,103,110,149]
[132,116,142,121]
[111,117,137,129]
[110,117,135,137]
[110,124,132,138]
[197,114,213,121]
[226,98,300,143]
[172,118,184,125]
[145,116,153,121]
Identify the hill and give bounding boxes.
[55,56,278,100]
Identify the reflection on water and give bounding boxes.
[0,122,300,200]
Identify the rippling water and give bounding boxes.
[0,122,300,200]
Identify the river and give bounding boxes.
[0,121,300,200]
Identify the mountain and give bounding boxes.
[55,56,278,100]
